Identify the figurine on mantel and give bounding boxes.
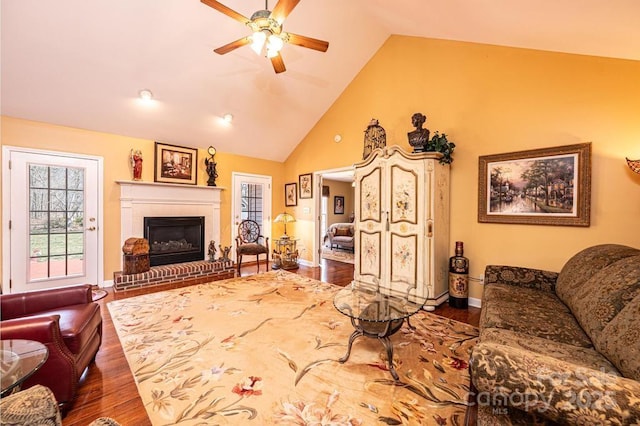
[130,149,143,180]
[407,113,430,153]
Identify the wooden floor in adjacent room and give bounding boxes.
[62,260,481,425]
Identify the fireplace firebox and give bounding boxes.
[143,216,205,266]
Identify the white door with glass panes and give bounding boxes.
[3,147,103,293]
[231,172,272,262]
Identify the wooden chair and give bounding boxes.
[235,220,269,274]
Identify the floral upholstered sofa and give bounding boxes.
[470,244,640,425]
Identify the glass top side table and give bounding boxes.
[333,282,426,381]
[1,339,49,396]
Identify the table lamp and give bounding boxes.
[274,212,295,239]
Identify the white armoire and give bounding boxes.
[353,146,450,310]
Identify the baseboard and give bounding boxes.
[469,296,482,308]
[101,279,114,288]
[298,259,313,267]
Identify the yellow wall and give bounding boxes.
[0,116,284,283]
[284,35,640,300]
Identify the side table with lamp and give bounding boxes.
[272,212,299,270]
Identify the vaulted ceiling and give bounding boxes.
[2,0,639,161]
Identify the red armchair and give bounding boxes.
[0,285,102,410]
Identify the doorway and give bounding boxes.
[2,146,104,293]
[313,167,355,266]
[231,172,272,261]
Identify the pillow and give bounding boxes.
[334,227,351,237]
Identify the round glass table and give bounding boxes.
[333,283,426,381]
[1,339,49,396]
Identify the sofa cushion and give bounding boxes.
[334,227,352,237]
[555,244,640,310]
[568,255,640,343]
[480,328,620,375]
[481,284,593,348]
[35,303,102,354]
[596,293,640,380]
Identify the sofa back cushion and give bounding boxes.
[334,227,352,237]
[595,293,640,380]
[568,255,640,343]
[556,244,640,311]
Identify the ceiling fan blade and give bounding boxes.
[214,37,252,55]
[270,53,286,74]
[285,32,329,52]
[270,0,300,24]
[201,0,250,24]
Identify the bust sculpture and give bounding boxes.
[407,113,430,153]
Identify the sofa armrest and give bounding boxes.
[470,341,640,424]
[484,265,558,292]
[0,315,69,346]
[1,285,93,319]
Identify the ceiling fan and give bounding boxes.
[201,0,329,74]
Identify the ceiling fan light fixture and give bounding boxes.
[250,30,267,54]
[267,34,284,52]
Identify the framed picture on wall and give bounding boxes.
[478,143,591,226]
[154,142,198,185]
[285,182,297,207]
[299,173,312,199]
[334,196,345,214]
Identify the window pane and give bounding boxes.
[67,168,84,190]
[30,212,49,234]
[68,212,84,232]
[50,234,67,256]
[50,190,66,211]
[30,234,49,257]
[49,256,67,278]
[67,233,84,255]
[67,254,84,275]
[50,167,67,189]
[30,189,48,211]
[67,190,83,212]
[50,212,67,233]
[29,165,48,188]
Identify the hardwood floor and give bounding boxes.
[62,260,480,425]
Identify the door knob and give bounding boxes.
[87,226,96,231]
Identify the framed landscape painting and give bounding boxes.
[478,143,591,226]
[154,142,198,185]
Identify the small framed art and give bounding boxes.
[285,182,297,207]
[299,173,312,199]
[334,196,345,214]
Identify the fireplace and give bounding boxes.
[144,216,205,266]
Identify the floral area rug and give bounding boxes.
[107,270,478,425]
[321,247,355,264]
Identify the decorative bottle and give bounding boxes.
[448,241,469,309]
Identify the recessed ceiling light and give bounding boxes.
[138,89,153,101]
[223,113,233,123]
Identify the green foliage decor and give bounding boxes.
[427,132,456,165]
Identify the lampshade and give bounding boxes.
[274,212,296,238]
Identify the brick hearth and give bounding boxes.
[113,260,235,293]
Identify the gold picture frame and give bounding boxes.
[478,143,591,226]
[154,142,198,185]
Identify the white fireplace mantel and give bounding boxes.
[117,180,224,267]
